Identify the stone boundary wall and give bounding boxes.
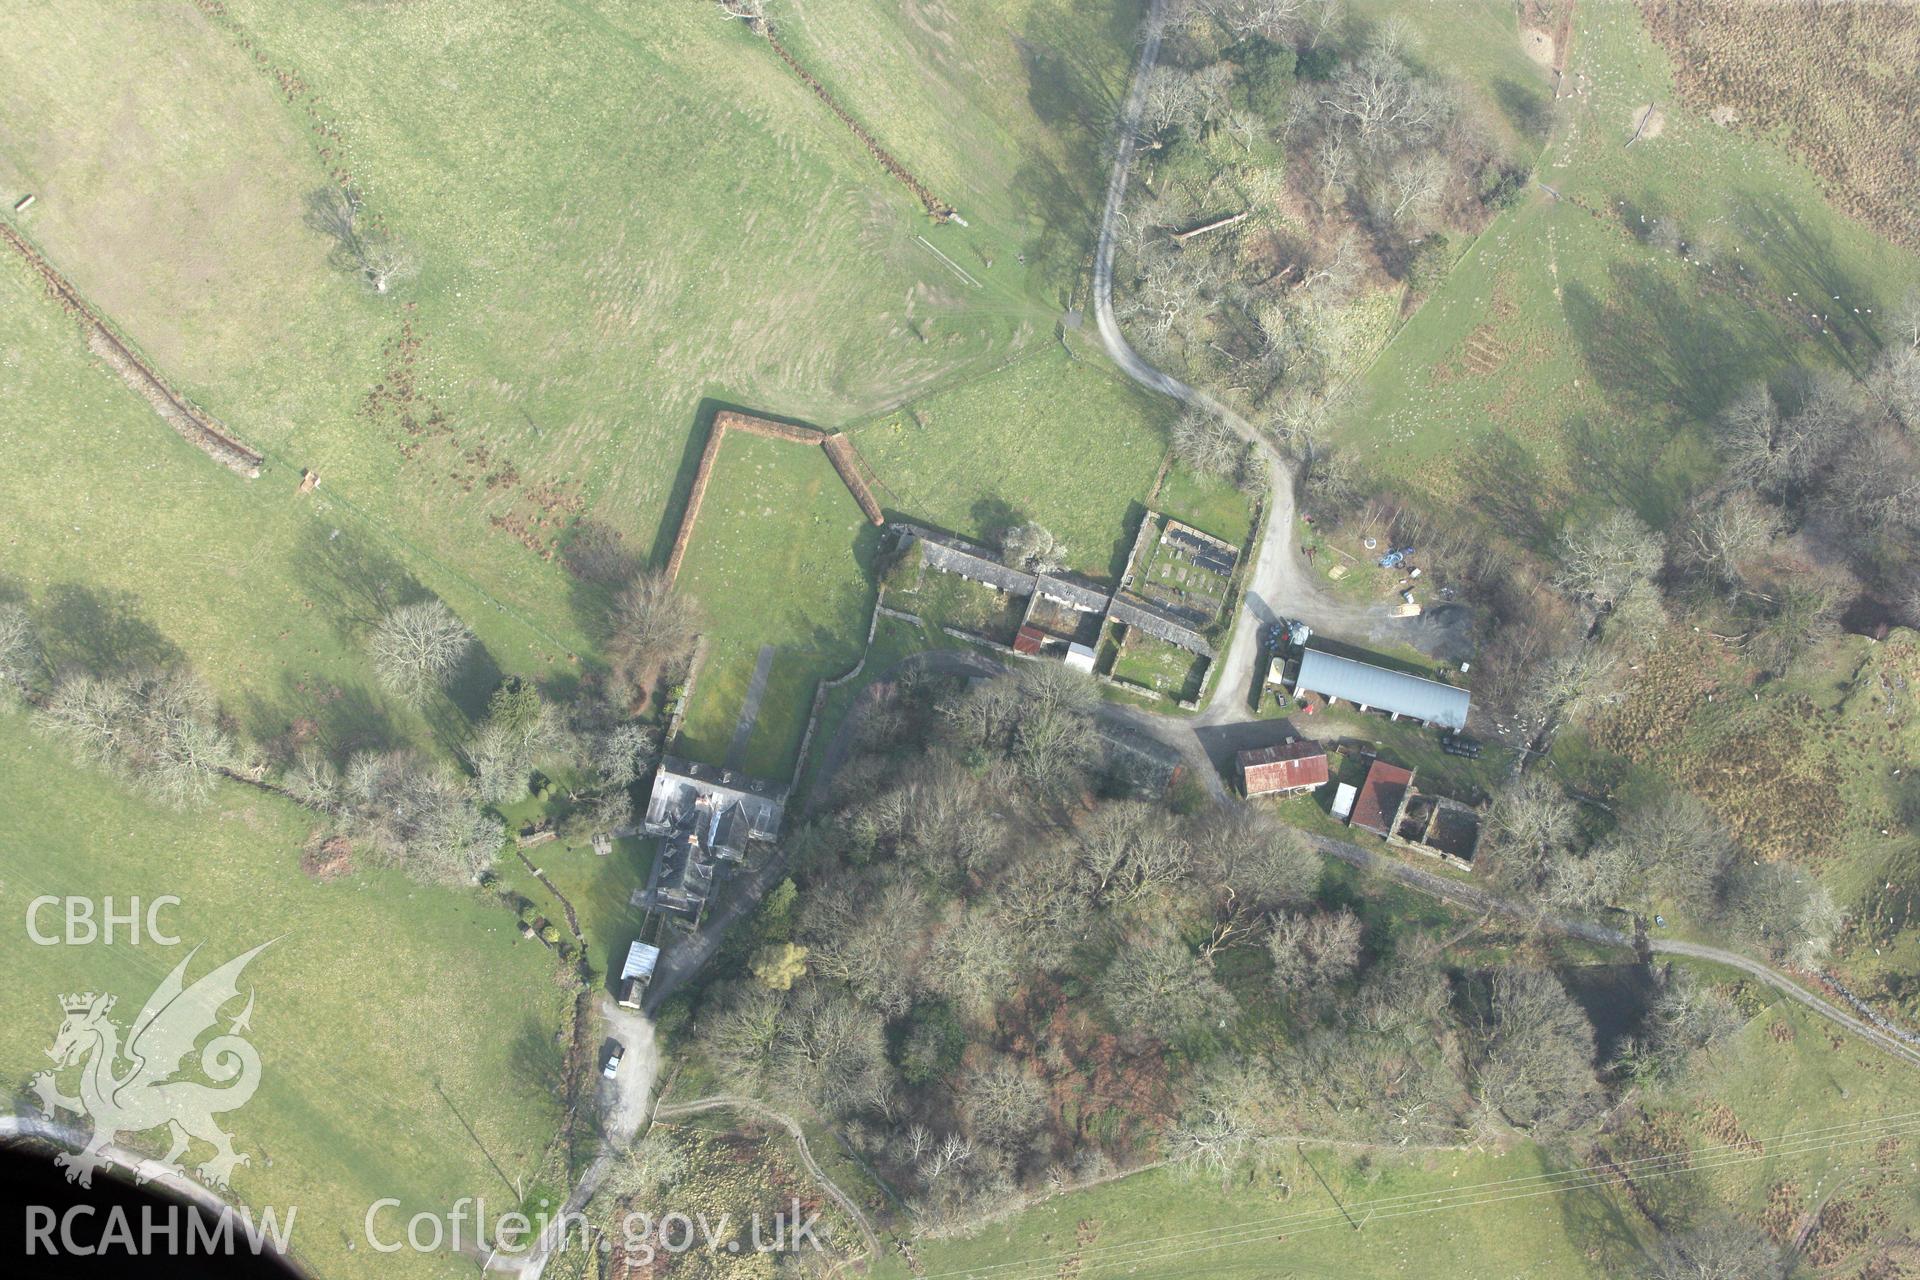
[663,411,884,584]
[2,220,264,478]
[821,433,886,524]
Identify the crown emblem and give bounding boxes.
[60,992,100,1014]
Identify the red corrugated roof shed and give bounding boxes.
[1013,625,1047,655]
[1238,741,1329,796]
[1350,759,1414,836]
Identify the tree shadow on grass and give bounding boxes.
[1494,75,1553,143]
[37,584,182,678]
[238,671,402,769]
[1729,195,1884,370]
[1562,412,1697,530]
[1562,261,1778,433]
[1457,432,1564,554]
[1014,0,1142,301]
[294,523,425,640]
[509,1016,568,1100]
[433,641,507,741]
[968,496,1024,549]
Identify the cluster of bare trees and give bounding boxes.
[1680,324,1920,656]
[1113,8,1519,424]
[288,749,503,887]
[1480,774,1839,966]
[36,668,238,809]
[4,568,658,894]
[466,678,564,803]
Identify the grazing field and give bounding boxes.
[0,0,1132,639]
[0,253,566,762]
[847,349,1174,579]
[0,718,569,1280]
[671,431,881,779]
[1642,0,1920,254]
[883,1142,1615,1280]
[1334,0,1920,544]
[0,246,575,1277]
[1608,959,1920,1277]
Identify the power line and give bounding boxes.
[922,1108,1920,1280]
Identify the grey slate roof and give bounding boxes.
[1293,648,1470,731]
[1034,573,1110,613]
[906,530,1039,596]
[1109,595,1214,657]
[643,757,785,841]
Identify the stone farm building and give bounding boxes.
[1238,740,1329,797]
[1347,757,1481,871]
[894,523,1217,662]
[1292,648,1469,731]
[1350,758,1415,838]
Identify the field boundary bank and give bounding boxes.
[663,411,884,584]
[1,219,264,478]
[707,2,955,222]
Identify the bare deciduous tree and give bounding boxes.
[1720,860,1839,965]
[959,1058,1047,1149]
[1482,775,1583,895]
[1172,409,1244,480]
[607,570,699,701]
[369,599,473,707]
[1641,1216,1786,1280]
[1468,968,1599,1137]
[1556,509,1663,611]
[37,669,238,809]
[1075,801,1190,908]
[589,720,656,790]
[1266,909,1362,997]
[926,908,1020,1021]
[1098,931,1235,1045]
[1679,490,1779,587]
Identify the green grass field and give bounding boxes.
[1154,461,1255,546]
[847,349,1175,579]
[0,0,1134,641]
[1334,0,1920,545]
[671,431,881,778]
[0,718,569,1280]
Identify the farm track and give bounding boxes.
[1089,1,1454,727]
[1081,0,1920,1078]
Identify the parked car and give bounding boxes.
[603,1043,625,1079]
